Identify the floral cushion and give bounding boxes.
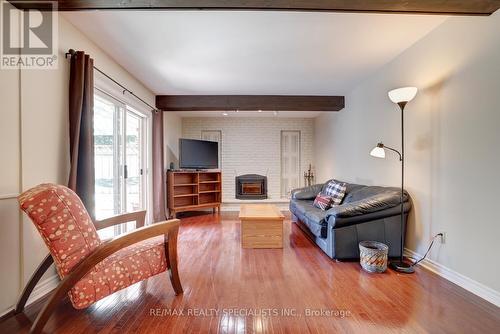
[18,183,101,277]
[69,236,168,309]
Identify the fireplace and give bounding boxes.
[235,174,267,200]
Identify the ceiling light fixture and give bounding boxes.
[222,112,228,116]
[258,110,262,113]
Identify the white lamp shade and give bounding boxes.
[388,87,418,104]
[370,146,386,159]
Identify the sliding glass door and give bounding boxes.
[124,109,145,213]
[94,93,121,220]
[94,90,148,238]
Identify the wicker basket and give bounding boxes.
[359,241,389,273]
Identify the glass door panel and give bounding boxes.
[94,90,148,239]
[124,110,144,214]
[94,94,120,221]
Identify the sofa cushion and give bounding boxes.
[18,184,101,277]
[290,199,313,217]
[69,236,167,309]
[290,199,328,238]
[303,207,328,238]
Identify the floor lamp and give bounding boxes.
[370,86,417,274]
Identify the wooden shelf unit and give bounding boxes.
[167,171,222,218]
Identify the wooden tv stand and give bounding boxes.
[167,170,222,218]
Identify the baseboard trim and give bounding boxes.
[404,248,500,307]
[0,274,59,318]
[0,309,15,321]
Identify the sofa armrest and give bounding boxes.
[291,183,324,200]
[327,202,411,229]
[94,210,146,230]
[326,192,410,220]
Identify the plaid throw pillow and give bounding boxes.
[323,180,347,205]
[313,193,333,210]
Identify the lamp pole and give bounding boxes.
[388,101,414,273]
[399,102,406,267]
[371,86,417,273]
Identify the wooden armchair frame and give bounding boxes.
[15,210,183,334]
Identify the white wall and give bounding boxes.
[315,12,500,299]
[164,113,182,169]
[182,117,314,201]
[0,12,155,315]
[163,113,182,216]
[0,3,21,311]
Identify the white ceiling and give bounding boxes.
[64,11,446,98]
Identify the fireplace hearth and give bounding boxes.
[235,174,267,200]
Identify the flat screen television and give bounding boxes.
[179,138,218,169]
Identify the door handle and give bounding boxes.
[124,165,128,179]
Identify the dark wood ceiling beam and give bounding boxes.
[10,1,500,15]
[156,95,345,111]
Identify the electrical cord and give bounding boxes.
[409,233,443,267]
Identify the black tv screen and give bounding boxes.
[179,138,218,169]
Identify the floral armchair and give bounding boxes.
[15,184,183,334]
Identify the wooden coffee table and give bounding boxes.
[239,204,284,249]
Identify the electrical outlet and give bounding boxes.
[438,232,446,244]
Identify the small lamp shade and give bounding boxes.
[388,87,418,104]
[370,145,386,159]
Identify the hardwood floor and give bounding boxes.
[1,212,499,333]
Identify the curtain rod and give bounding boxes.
[65,49,160,113]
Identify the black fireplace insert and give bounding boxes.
[235,174,267,200]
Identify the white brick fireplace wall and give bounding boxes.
[182,117,314,207]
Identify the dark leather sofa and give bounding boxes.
[290,179,411,260]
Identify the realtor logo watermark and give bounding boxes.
[1,1,58,69]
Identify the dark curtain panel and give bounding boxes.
[68,51,95,219]
[152,110,167,222]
